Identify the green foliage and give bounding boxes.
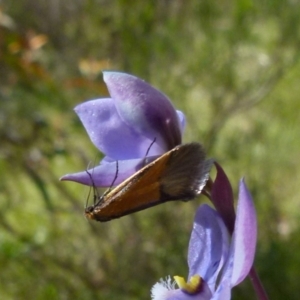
[0,0,299,299]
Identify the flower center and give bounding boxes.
[173,274,202,294]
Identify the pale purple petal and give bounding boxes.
[188,205,229,293]
[230,179,257,286]
[211,278,231,300]
[104,72,182,150]
[60,157,149,187]
[163,287,212,300]
[176,110,186,133]
[75,98,165,159]
[216,179,257,289]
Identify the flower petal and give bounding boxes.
[176,110,186,133]
[230,179,257,286]
[60,157,149,187]
[211,278,231,300]
[103,72,182,150]
[163,287,212,300]
[211,162,236,233]
[210,179,257,297]
[75,98,165,159]
[188,205,229,293]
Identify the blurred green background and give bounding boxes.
[0,1,299,299]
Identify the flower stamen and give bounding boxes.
[174,274,202,294]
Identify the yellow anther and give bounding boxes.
[173,274,202,294]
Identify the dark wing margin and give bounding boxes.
[160,142,214,201]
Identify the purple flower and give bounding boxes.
[151,179,257,300]
[60,72,185,187]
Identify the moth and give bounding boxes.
[85,142,213,222]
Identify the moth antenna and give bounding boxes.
[85,176,92,209]
[85,161,93,208]
[102,160,119,198]
[111,160,119,187]
[145,137,156,158]
[85,161,100,206]
[142,137,156,166]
